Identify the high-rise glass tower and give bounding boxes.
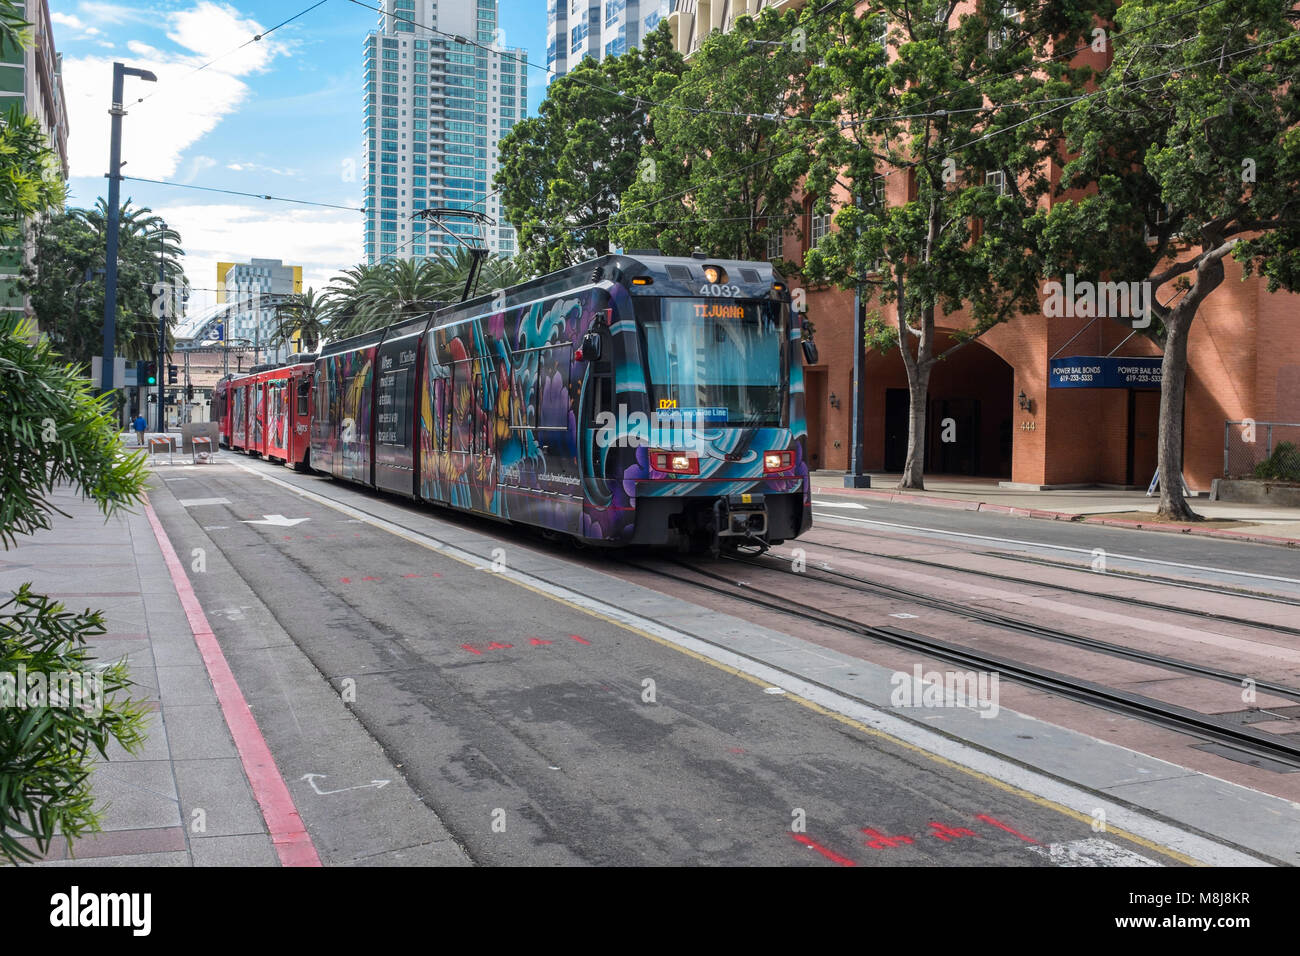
[363,0,527,263]
[547,1,672,78]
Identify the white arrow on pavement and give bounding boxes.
[242,514,311,527]
[301,773,390,796]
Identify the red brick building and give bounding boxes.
[669,0,1300,491]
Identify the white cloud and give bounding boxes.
[226,161,301,177]
[153,202,363,312]
[77,2,152,25]
[51,13,87,29]
[180,154,218,184]
[63,2,289,180]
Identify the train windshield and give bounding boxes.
[642,298,787,427]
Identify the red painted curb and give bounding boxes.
[813,482,1299,547]
[144,500,323,867]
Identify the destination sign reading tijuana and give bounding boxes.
[693,303,746,319]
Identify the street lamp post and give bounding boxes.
[101,62,156,401]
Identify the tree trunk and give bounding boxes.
[1156,311,1199,521]
[899,362,932,489]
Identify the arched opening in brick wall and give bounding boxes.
[861,332,1015,479]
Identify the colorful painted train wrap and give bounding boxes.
[225,254,812,549]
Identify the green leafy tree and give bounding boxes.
[614,7,815,261]
[1,8,150,864]
[803,1,1111,489]
[1041,0,1300,519]
[0,106,65,246]
[496,21,685,273]
[23,200,187,367]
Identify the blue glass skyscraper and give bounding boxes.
[363,0,527,263]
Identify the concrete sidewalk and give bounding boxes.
[0,482,288,866]
[812,472,1300,545]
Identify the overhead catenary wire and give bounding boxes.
[120,175,364,212]
[132,0,332,107]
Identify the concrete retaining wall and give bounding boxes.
[1210,478,1300,506]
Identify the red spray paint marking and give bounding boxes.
[486,641,514,650]
[529,637,553,646]
[361,576,379,581]
[569,634,591,646]
[929,821,976,842]
[975,814,1038,844]
[728,747,746,754]
[791,833,856,867]
[460,644,482,655]
[339,577,351,584]
[143,502,320,867]
[861,827,914,849]
[403,573,421,578]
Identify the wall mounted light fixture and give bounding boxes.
[829,392,841,409]
[1017,389,1030,411]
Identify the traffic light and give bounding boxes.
[186,385,194,401]
[147,394,157,403]
[144,362,158,385]
[167,364,178,385]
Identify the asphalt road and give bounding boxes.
[147,461,1228,866]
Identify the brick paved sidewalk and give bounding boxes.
[1,485,281,867]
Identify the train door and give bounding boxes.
[290,369,312,467]
[232,383,247,450]
[309,361,334,474]
[374,333,421,495]
[250,379,266,455]
[266,377,289,461]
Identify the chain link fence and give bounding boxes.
[1224,420,1300,479]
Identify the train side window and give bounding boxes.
[297,378,309,416]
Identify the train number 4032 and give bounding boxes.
[700,283,741,297]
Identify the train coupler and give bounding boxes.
[711,493,770,556]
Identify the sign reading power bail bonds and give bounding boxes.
[1049,356,1164,389]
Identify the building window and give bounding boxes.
[985,170,1008,196]
[767,230,783,260]
[988,3,1022,51]
[809,208,831,249]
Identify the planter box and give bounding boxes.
[1210,478,1300,506]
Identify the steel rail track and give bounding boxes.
[771,537,1300,640]
[627,558,1300,771]
[720,551,1300,702]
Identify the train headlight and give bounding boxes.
[651,450,699,475]
[763,450,794,473]
[703,265,727,284]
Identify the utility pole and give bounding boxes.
[101,62,156,402]
[156,232,166,431]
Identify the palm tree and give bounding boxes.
[74,199,185,361]
[271,287,329,353]
[321,262,386,337]
[349,258,446,334]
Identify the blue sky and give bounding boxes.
[51,0,548,312]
